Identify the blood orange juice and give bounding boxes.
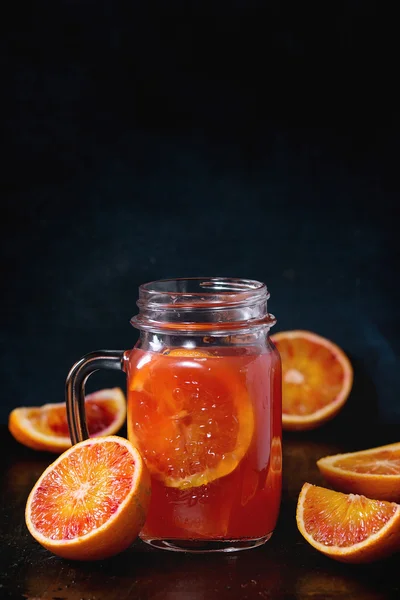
[66,277,282,553]
[127,345,282,550]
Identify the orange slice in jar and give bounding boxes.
[128,348,254,489]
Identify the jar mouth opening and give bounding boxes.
[131,277,275,335]
[138,277,268,308]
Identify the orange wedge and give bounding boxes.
[317,442,400,502]
[25,436,151,561]
[128,348,254,489]
[297,483,400,563]
[270,330,353,430]
[9,388,126,453]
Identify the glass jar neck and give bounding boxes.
[130,277,276,336]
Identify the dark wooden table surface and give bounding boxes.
[1,419,399,600]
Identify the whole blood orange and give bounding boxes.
[297,483,400,563]
[25,436,151,561]
[128,349,254,489]
[270,330,353,430]
[9,388,126,453]
[317,442,400,502]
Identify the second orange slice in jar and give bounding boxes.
[128,348,254,489]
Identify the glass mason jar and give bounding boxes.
[66,277,282,553]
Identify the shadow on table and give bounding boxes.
[293,553,399,600]
[14,539,400,600]
[15,541,283,600]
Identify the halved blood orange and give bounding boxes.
[270,330,353,431]
[25,436,151,561]
[297,483,400,563]
[128,349,254,489]
[9,388,126,453]
[317,442,400,502]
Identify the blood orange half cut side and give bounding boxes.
[25,436,151,561]
[270,330,353,431]
[296,483,400,563]
[9,388,126,453]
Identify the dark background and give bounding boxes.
[1,2,399,425]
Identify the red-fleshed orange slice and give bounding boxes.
[9,388,126,453]
[271,331,353,430]
[317,442,400,501]
[128,349,254,489]
[297,483,400,563]
[25,436,151,561]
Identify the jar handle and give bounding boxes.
[66,350,126,445]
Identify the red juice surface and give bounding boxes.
[127,346,282,541]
